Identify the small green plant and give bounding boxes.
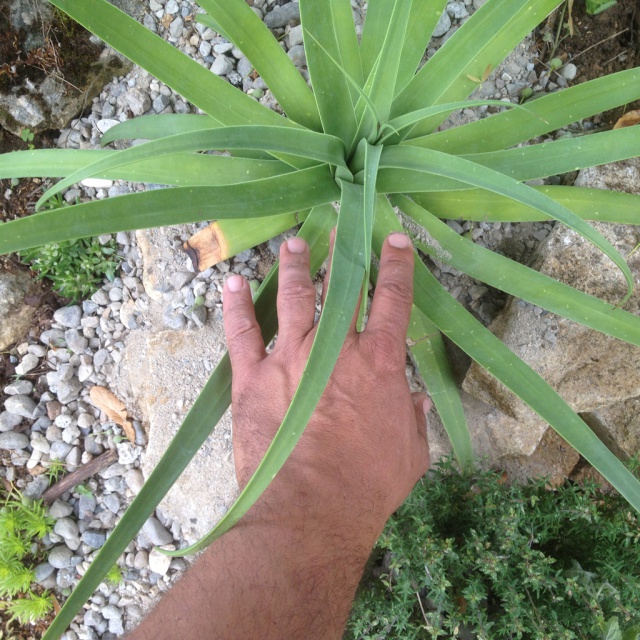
[585,0,617,15]
[0,488,55,627]
[105,564,123,586]
[349,459,640,639]
[44,459,66,483]
[19,128,35,150]
[74,485,92,498]
[19,235,121,301]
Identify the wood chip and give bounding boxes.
[89,386,136,443]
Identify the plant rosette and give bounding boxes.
[0,0,639,637]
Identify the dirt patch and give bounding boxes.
[0,3,106,94]
[540,0,640,124]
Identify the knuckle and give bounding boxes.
[278,280,316,306]
[377,273,413,306]
[227,314,260,343]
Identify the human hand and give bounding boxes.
[222,231,430,550]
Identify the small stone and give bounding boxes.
[54,306,82,328]
[46,401,63,420]
[190,305,207,328]
[65,446,81,467]
[4,379,33,395]
[49,499,74,518]
[84,609,104,629]
[169,16,184,39]
[4,395,36,418]
[142,517,173,545]
[447,1,469,19]
[64,329,89,354]
[109,617,125,635]
[211,54,234,76]
[78,493,97,517]
[82,530,106,548]
[237,56,253,78]
[559,63,577,81]
[40,329,66,346]
[170,271,195,290]
[432,10,451,37]
[15,353,39,375]
[0,411,22,431]
[50,441,73,460]
[153,94,171,113]
[49,545,74,569]
[61,425,81,444]
[134,549,148,569]
[57,377,83,404]
[23,475,49,499]
[288,24,303,47]
[102,493,121,514]
[55,517,80,539]
[78,364,94,382]
[0,431,30,450]
[125,469,144,494]
[101,604,122,620]
[264,2,300,28]
[94,349,110,369]
[163,306,187,330]
[56,566,77,589]
[96,119,120,134]
[34,562,55,584]
[91,290,110,306]
[148,548,172,575]
[84,435,104,455]
[122,88,151,117]
[287,45,306,67]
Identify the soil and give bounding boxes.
[538,0,640,124]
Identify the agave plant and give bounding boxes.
[1,0,640,636]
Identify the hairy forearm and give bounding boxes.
[127,490,377,640]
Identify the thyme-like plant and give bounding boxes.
[349,459,640,640]
[0,1,639,637]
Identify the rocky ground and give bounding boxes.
[1,0,638,638]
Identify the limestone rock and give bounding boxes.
[463,159,640,456]
[582,396,640,459]
[136,226,199,303]
[124,325,238,543]
[0,1,132,136]
[0,267,43,350]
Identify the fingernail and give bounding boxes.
[388,233,411,249]
[286,237,307,254]
[423,398,433,415]
[226,275,244,292]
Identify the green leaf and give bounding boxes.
[300,0,359,146]
[380,146,634,304]
[0,166,340,254]
[413,186,640,224]
[394,0,450,95]
[197,0,322,131]
[165,182,368,555]
[411,67,640,153]
[49,0,287,127]
[374,202,640,517]
[380,100,520,144]
[37,126,346,208]
[392,0,561,134]
[100,114,221,146]
[40,205,336,640]
[361,0,413,126]
[392,194,640,348]
[0,149,294,186]
[462,127,640,182]
[355,142,382,331]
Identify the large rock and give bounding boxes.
[124,326,238,543]
[463,159,640,458]
[0,266,43,350]
[0,0,132,136]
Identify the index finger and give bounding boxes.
[365,233,414,351]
